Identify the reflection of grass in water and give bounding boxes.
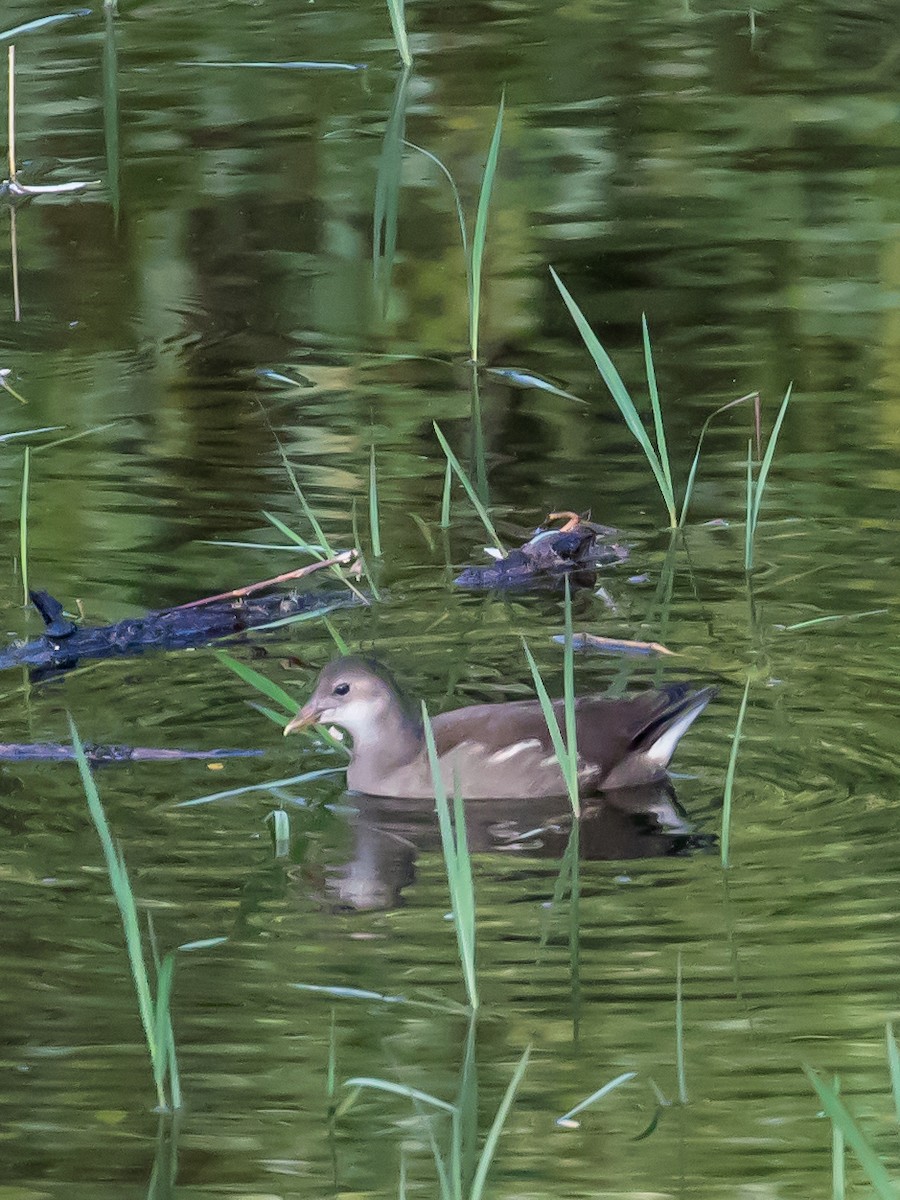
[70,716,181,1111]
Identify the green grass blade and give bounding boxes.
[266,808,291,857]
[521,640,579,815]
[832,1076,845,1200]
[679,392,759,527]
[178,768,341,808]
[373,66,410,307]
[469,92,504,363]
[676,950,687,1104]
[402,141,468,265]
[721,676,750,870]
[344,1077,456,1115]
[749,383,793,539]
[216,650,298,714]
[556,1071,637,1127]
[262,510,324,558]
[803,1066,896,1200]
[642,314,674,511]
[275,442,336,555]
[323,616,350,654]
[551,267,674,525]
[70,716,164,1106]
[369,444,382,558]
[433,422,504,553]
[385,0,412,67]
[152,953,176,1098]
[422,702,478,1011]
[19,446,29,605]
[440,459,452,528]
[887,1024,900,1125]
[562,578,577,814]
[744,438,755,571]
[102,2,120,227]
[469,1046,531,1200]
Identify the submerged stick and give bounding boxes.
[0,742,262,763]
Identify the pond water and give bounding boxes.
[1,0,899,1195]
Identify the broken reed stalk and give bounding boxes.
[170,550,357,611]
[7,45,15,180]
[19,445,29,605]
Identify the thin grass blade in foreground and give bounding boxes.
[102,1,120,225]
[70,716,178,1110]
[832,1075,845,1200]
[803,1066,896,1200]
[385,0,412,67]
[522,588,580,817]
[373,66,410,308]
[469,93,504,363]
[18,445,28,604]
[679,391,759,527]
[423,703,478,1011]
[556,1070,637,1128]
[745,383,793,571]
[550,266,676,527]
[675,950,687,1104]
[433,421,504,552]
[369,443,382,558]
[887,1024,900,1126]
[721,677,751,870]
[468,1046,530,1200]
[1,10,90,43]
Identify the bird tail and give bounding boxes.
[632,683,718,771]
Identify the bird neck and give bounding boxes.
[349,705,425,773]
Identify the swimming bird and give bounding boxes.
[283,655,715,800]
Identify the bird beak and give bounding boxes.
[283,703,320,736]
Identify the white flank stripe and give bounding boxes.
[488,738,542,765]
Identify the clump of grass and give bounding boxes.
[422,704,478,1011]
[744,384,792,571]
[551,269,676,528]
[343,1045,530,1200]
[70,716,181,1111]
[551,266,773,531]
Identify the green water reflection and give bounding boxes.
[1,0,899,1195]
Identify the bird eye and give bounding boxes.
[333,682,350,696]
